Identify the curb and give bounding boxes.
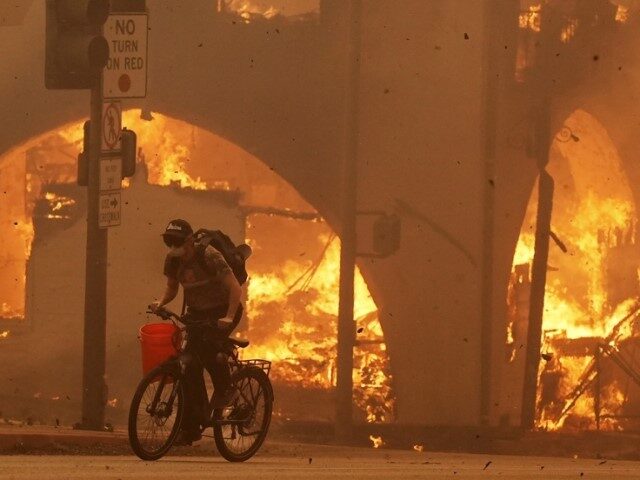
[0,427,129,452]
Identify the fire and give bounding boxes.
[0,110,395,423]
[413,444,424,452]
[44,192,75,220]
[0,330,9,339]
[615,4,630,23]
[369,435,384,449]
[509,110,639,431]
[226,0,279,21]
[244,234,395,422]
[519,3,541,33]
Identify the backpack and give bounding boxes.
[193,229,249,285]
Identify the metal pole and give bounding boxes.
[80,73,108,430]
[520,169,554,430]
[335,0,362,441]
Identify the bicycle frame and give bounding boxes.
[145,307,267,428]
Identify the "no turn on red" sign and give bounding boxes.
[103,14,148,99]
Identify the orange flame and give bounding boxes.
[510,110,638,431]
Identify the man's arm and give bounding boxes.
[203,245,242,328]
[151,277,179,311]
[223,271,242,319]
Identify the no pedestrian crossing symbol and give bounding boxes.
[102,101,122,152]
[103,14,148,98]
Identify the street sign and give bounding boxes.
[103,13,148,98]
[101,101,122,151]
[99,192,121,228]
[100,157,122,192]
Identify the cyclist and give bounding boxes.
[150,219,243,445]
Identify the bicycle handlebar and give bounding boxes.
[146,306,180,322]
[146,306,217,328]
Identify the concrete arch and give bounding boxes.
[3,0,498,426]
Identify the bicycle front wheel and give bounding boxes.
[128,365,184,461]
[213,367,273,462]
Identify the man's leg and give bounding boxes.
[178,358,207,444]
[210,355,232,409]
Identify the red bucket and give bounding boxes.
[139,323,180,375]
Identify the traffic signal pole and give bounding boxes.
[80,73,108,430]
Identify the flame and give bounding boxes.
[226,0,280,21]
[0,110,394,422]
[244,235,395,422]
[369,435,384,449]
[0,330,9,339]
[615,5,630,23]
[509,110,638,431]
[413,444,424,452]
[519,4,541,32]
[560,19,578,44]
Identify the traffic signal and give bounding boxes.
[45,0,110,89]
[77,121,91,186]
[120,128,137,178]
[77,122,137,186]
[373,214,401,257]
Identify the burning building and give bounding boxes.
[0,110,393,425]
[4,0,640,434]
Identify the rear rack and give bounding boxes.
[238,359,271,376]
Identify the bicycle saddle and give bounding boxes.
[230,338,250,348]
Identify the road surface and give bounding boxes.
[1,443,639,479]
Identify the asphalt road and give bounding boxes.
[1,443,640,480]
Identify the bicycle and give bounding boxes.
[128,307,273,462]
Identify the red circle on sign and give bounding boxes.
[118,74,131,92]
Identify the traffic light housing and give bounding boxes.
[373,214,401,257]
[77,121,91,186]
[77,122,137,186]
[120,128,137,178]
[45,0,110,89]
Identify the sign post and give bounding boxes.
[103,14,148,98]
[80,74,109,430]
[99,99,122,229]
[72,3,147,433]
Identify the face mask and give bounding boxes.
[168,246,186,257]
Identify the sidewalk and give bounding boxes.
[0,424,129,454]
[3,421,640,460]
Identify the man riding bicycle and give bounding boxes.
[150,219,243,445]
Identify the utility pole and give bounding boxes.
[335,0,362,441]
[80,73,108,429]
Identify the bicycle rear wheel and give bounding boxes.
[128,365,184,461]
[213,367,273,462]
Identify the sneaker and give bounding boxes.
[213,387,237,409]
[173,430,202,446]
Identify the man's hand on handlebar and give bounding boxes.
[148,301,163,313]
[147,302,174,321]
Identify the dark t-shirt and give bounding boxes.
[164,245,232,311]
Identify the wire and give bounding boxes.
[286,233,336,295]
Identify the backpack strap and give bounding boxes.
[194,243,212,276]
